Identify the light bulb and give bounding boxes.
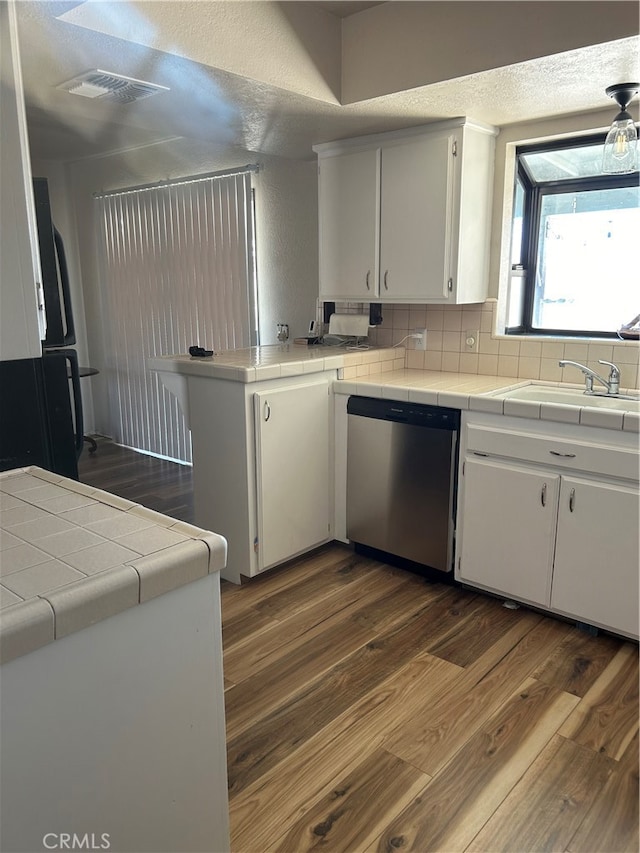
[602,110,638,174]
[613,128,630,158]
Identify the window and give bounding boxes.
[507,134,639,337]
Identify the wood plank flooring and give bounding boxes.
[79,439,639,853]
[223,547,638,853]
[78,435,194,521]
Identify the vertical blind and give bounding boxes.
[96,168,257,463]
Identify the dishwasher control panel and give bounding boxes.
[346,396,460,431]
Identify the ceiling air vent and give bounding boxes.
[58,70,169,104]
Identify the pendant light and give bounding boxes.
[602,83,639,174]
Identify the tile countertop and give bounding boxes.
[0,467,227,665]
[148,344,401,382]
[334,370,640,433]
[150,346,639,432]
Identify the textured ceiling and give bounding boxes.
[16,1,640,163]
[311,1,384,16]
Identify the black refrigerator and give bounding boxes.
[0,178,84,479]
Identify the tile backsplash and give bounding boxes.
[359,299,640,390]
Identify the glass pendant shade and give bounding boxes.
[602,84,639,174]
[602,110,638,174]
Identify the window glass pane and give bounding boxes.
[521,143,607,181]
[532,186,640,332]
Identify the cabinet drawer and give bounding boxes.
[466,423,638,482]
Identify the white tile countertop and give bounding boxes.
[0,467,227,665]
[151,344,639,432]
[334,370,640,433]
[148,344,402,382]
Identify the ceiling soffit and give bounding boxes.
[16,2,640,162]
[312,2,384,18]
[57,1,639,106]
[58,1,343,103]
[342,1,640,103]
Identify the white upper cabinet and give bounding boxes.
[317,147,380,300]
[314,118,497,304]
[379,133,453,301]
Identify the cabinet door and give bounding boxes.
[254,380,330,571]
[552,477,639,638]
[318,148,380,300]
[458,459,559,606]
[379,134,455,301]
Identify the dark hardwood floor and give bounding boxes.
[79,438,640,853]
[78,436,194,521]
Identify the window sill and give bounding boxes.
[503,331,638,345]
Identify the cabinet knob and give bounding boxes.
[384,270,389,291]
[569,488,575,512]
[264,401,271,422]
[365,271,371,291]
[550,450,576,458]
[541,483,547,507]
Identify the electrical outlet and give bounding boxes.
[414,328,427,351]
[277,323,289,343]
[465,330,479,352]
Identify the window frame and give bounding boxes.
[507,132,639,338]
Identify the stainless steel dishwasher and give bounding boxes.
[346,396,460,575]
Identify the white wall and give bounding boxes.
[253,156,318,342]
[64,137,318,436]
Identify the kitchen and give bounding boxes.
[1,1,639,851]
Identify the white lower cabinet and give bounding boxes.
[458,459,559,607]
[552,477,639,638]
[254,381,330,571]
[163,370,332,584]
[457,414,639,639]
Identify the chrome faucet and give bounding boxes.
[558,359,620,395]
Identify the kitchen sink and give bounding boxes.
[491,384,640,411]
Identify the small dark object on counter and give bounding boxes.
[189,345,214,358]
